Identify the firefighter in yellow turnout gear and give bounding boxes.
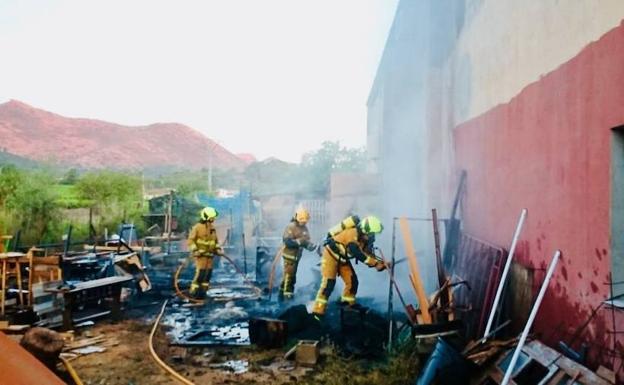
[312,216,386,318]
[279,208,317,300]
[187,207,222,298]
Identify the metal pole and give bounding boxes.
[63,225,73,257]
[609,273,617,367]
[127,222,134,246]
[166,190,173,255]
[61,225,73,285]
[484,208,528,338]
[432,208,449,322]
[242,232,247,276]
[432,208,444,287]
[501,249,560,385]
[387,218,397,351]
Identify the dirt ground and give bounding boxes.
[69,317,315,385]
[67,314,420,385]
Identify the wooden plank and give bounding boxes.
[508,262,534,333]
[0,252,26,259]
[45,275,133,293]
[596,366,616,384]
[399,217,432,324]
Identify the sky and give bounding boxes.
[0,0,398,163]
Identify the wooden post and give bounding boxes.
[15,256,23,307]
[27,249,33,306]
[399,217,432,324]
[1,258,6,315]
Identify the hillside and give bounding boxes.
[0,100,245,170]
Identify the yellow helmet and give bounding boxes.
[359,216,383,234]
[294,207,310,224]
[200,207,219,221]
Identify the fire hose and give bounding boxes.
[60,357,84,385]
[149,300,195,385]
[173,253,262,304]
[266,246,284,300]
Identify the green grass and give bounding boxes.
[52,184,93,208]
[298,342,421,385]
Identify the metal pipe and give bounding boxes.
[501,249,560,385]
[379,249,409,312]
[391,216,449,222]
[127,222,134,246]
[242,232,247,276]
[483,208,527,338]
[432,208,445,288]
[166,190,173,255]
[387,218,397,351]
[609,273,617,367]
[63,225,73,257]
[61,225,73,281]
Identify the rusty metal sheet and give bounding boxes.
[447,232,507,339]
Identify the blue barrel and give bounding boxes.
[416,337,474,385]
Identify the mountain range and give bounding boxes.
[0,100,254,170]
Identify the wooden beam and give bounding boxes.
[399,217,432,324]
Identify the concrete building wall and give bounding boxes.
[455,23,624,373]
[368,0,624,376]
[451,0,624,123]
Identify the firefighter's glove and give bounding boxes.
[306,242,318,252]
[375,261,387,272]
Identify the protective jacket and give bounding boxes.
[279,220,314,299]
[188,221,221,256]
[187,221,221,297]
[312,225,379,316]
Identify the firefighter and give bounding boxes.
[279,207,317,300]
[312,215,386,319]
[187,206,222,298]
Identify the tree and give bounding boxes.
[242,158,299,195]
[5,171,61,243]
[0,165,22,208]
[76,171,144,234]
[60,168,79,185]
[299,141,367,195]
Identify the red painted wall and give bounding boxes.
[455,20,624,375]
